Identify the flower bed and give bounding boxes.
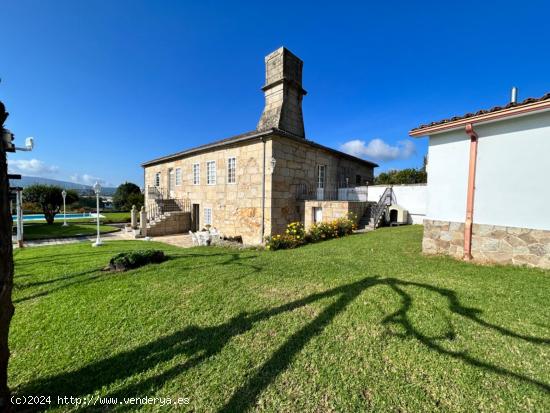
[266,214,357,250]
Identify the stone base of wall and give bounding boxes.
[147,212,191,237]
[303,201,367,229]
[423,219,550,269]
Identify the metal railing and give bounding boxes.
[370,187,394,228]
[146,186,191,221]
[296,184,368,201]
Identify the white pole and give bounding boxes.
[93,191,102,246]
[16,190,23,248]
[62,190,68,226]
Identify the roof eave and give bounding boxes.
[141,130,275,167]
[409,99,550,137]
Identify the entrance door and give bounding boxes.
[168,168,176,198]
[192,204,200,231]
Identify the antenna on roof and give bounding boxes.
[511,87,518,104]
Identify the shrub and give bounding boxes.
[267,214,358,250]
[265,234,300,251]
[109,250,166,271]
[266,222,306,250]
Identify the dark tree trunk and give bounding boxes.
[44,209,55,225]
[0,110,14,411]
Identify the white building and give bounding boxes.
[410,91,550,269]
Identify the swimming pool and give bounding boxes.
[11,213,103,222]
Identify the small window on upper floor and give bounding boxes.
[175,168,182,186]
[193,163,200,185]
[356,174,362,185]
[207,161,216,185]
[154,172,161,187]
[227,157,236,184]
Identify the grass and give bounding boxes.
[9,226,550,412]
[22,211,132,225]
[22,222,120,240]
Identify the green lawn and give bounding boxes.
[10,226,550,412]
[23,211,132,225]
[23,222,120,240]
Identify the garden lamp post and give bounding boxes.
[92,181,102,247]
[61,189,68,226]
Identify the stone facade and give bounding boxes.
[270,136,374,235]
[142,47,377,244]
[144,133,375,244]
[303,200,367,230]
[146,212,191,237]
[144,139,273,245]
[423,219,550,269]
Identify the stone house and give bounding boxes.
[410,89,550,269]
[142,47,377,244]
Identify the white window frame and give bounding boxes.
[193,163,200,185]
[154,172,161,187]
[317,165,326,189]
[175,168,182,186]
[204,207,212,226]
[206,160,216,185]
[227,157,236,184]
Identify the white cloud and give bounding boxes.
[70,173,109,186]
[8,159,59,175]
[340,138,416,162]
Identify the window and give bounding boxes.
[175,168,182,186]
[355,174,362,185]
[207,161,216,185]
[169,168,175,190]
[154,172,161,187]
[227,157,236,184]
[313,207,323,223]
[204,207,212,226]
[317,165,326,189]
[193,163,200,185]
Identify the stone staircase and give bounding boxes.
[146,211,191,237]
[142,189,192,237]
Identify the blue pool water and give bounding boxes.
[11,213,97,222]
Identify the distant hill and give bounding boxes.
[9,176,118,196]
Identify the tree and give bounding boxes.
[374,168,427,185]
[1,100,14,412]
[113,182,144,211]
[22,185,79,225]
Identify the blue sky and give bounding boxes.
[3,0,549,186]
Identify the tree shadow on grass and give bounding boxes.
[16,277,380,408]
[15,276,550,412]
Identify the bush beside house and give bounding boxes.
[266,214,357,250]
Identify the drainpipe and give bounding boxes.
[260,137,266,243]
[463,123,478,260]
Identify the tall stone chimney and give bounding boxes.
[257,47,307,138]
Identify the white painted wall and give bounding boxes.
[426,110,550,231]
[368,184,427,224]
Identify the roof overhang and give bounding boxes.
[409,99,550,137]
[142,128,378,168]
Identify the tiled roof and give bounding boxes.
[141,128,378,168]
[410,92,550,134]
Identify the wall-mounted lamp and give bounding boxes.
[270,157,277,173]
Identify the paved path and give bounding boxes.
[13,231,194,249]
[13,230,134,248]
[148,234,193,248]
